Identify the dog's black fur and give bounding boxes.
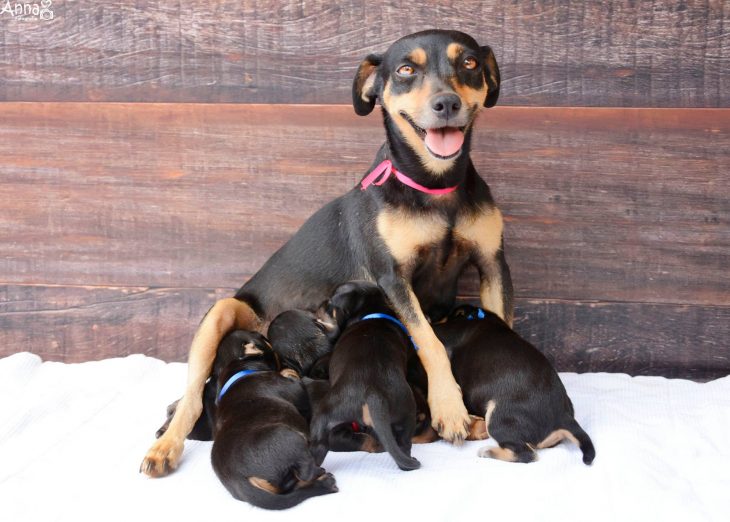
[210,330,338,509]
[435,305,595,464]
[309,281,421,470]
[142,29,511,476]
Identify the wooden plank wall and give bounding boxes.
[0,1,728,379]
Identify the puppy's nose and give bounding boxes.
[431,93,462,119]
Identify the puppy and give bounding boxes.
[211,330,338,509]
[309,281,421,471]
[268,305,338,378]
[435,305,595,464]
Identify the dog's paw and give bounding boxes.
[139,437,183,477]
[477,446,491,458]
[428,381,470,444]
[316,472,339,493]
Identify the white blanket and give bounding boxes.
[1,352,728,522]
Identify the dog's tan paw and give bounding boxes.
[139,438,183,477]
[428,382,470,444]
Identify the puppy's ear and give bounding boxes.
[352,54,383,116]
[481,45,500,108]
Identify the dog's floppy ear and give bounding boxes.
[352,53,383,116]
[481,45,500,108]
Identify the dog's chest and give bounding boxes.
[376,206,503,268]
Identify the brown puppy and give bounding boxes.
[141,29,511,476]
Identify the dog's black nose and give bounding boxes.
[431,93,462,119]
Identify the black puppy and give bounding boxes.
[309,281,421,471]
[435,305,595,464]
[210,330,338,509]
[268,305,338,378]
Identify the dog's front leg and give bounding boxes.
[140,297,261,477]
[475,243,514,327]
[378,274,470,443]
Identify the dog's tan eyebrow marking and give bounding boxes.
[408,47,427,66]
[447,43,463,61]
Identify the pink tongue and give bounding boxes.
[424,127,464,157]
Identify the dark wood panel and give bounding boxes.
[0,1,727,106]
[1,284,727,379]
[1,104,728,305]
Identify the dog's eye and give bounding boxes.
[463,56,478,70]
[396,64,415,76]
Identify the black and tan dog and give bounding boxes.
[141,29,511,476]
[210,329,338,509]
[435,305,595,464]
[309,281,422,470]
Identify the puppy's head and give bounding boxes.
[212,329,278,378]
[327,280,392,326]
[268,308,336,375]
[449,304,487,321]
[353,30,500,174]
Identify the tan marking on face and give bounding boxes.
[467,414,488,441]
[537,429,580,449]
[243,342,263,356]
[455,208,506,321]
[447,43,463,62]
[483,399,497,438]
[452,79,488,112]
[408,47,427,66]
[362,404,373,427]
[280,368,300,380]
[382,79,458,175]
[377,208,448,267]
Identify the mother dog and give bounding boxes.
[141,29,512,477]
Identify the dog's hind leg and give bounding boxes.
[478,442,536,463]
[140,297,261,477]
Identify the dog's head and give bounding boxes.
[352,30,500,174]
[327,280,392,326]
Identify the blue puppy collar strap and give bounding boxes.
[217,369,261,403]
[472,308,486,320]
[359,313,418,351]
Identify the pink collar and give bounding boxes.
[360,160,459,195]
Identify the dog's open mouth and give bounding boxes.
[400,112,465,160]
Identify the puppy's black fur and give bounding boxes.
[210,330,338,509]
[268,305,338,377]
[309,281,421,471]
[435,305,595,464]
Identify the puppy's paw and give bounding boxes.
[477,446,491,458]
[139,437,183,477]
[317,472,339,493]
[428,380,470,444]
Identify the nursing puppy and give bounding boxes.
[309,281,421,470]
[211,330,337,510]
[435,305,595,464]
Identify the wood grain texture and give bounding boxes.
[1,103,727,307]
[1,284,726,380]
[0,1,727,106]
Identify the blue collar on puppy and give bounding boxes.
[217,369,262,403]
[469,308,486,320]
[359,313,418,351]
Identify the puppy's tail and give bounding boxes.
[563,418,596,465]
[366,394,420,471]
